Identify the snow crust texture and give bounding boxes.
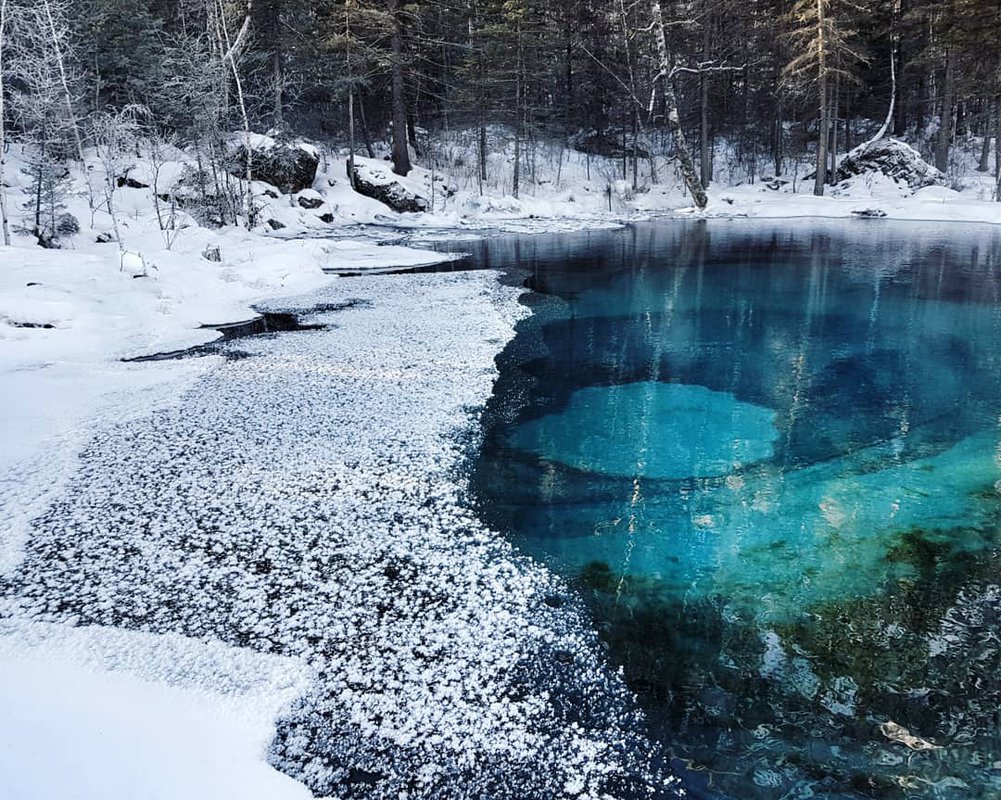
[2,270,678,800]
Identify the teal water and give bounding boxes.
[472,220,1001,799]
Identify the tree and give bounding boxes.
[784,0,867,195]
[649,0,707,208]
[389,0,411,175]
[0,0,11,245]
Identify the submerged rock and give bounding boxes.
[835,138,945,190]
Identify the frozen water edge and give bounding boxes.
[1,269,679,800]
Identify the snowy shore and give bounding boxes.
[0,267,678,799]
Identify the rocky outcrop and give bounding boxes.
[348,159,430,213]
[835,138,945,190]
[229,135,319,194]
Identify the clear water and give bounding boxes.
[470,220,1001,800]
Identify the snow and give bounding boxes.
[2,270,675,799]
[0,621,314,800]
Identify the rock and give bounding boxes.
[202,244,222,262]
[317,213,335,224]
[296,189,324,209]
[95,231,116,243]
[835,138,945,190]
[349,158,429,213]
[851,207,887,218]
[266,218,287,230]
[117,170,149,189]
[35,232,61,249]
[229,134,319,194]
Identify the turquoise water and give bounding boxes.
[472,221,1001,799]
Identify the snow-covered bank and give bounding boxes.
[1,269,677,799]
[0,620,315,800]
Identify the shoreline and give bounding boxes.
[0,267,678,800]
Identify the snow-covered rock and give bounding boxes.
[835,138,946,191]
[229,134,319,195]
[295,189,324,210]
[348,157,455,214]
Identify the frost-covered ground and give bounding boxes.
[1,270,677,799]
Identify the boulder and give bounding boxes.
[349,159,429,213]
[117,170,150,189]
[229,134,319,194]
[296,189,324,209]
[835,138,945,190]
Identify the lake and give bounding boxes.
[466,219,1001,799]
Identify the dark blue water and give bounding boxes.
[470,220,1001,799]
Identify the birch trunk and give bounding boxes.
[650,0,707,209]
[219,0,255,227]
[0,0,10,245]
[814,0,828,196]
[41,0,92,209]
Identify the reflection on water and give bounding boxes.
[472,220,1001,799]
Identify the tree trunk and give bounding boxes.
[814,0,828,196]
[478,122,487,192]
[512,21,522,199]
[41,0,92,209]
[348,90,356,188]
[870,45,896,145]
[979,97,994,172]
[650,0,707,209]
[699,14,712,187]
[357,92,375,158]
[389,0,411,176]
[219,0,255,227]
[272,49,284,129]
[830,67,840,181]
[0,0,10,246]
[995,102,1001,201]
[935,49,954,173]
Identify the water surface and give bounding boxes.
[470,219,1001,799]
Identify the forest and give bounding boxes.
[0,0,999,240]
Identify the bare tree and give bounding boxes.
[39,0,93,208]
[649,0,707,209]
[212,0,255,226]
[91,104,146,249]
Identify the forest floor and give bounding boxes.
[1,134,1000,798]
